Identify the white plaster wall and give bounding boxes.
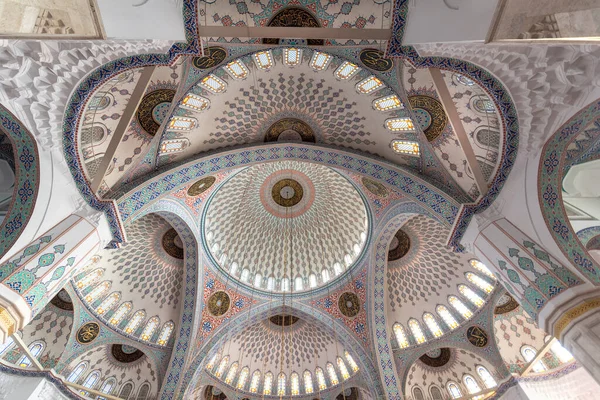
[518,366,600,400]
[497,384,530,400]
[0,372,71,399]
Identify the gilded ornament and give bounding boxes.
[271,179,304,207]
[136,89,176,136]
[162,228,184,260]
[494,293,519,314]
[263,7,323,46]
[466,326,488,348]
[265,118,316,143]
[388,229,411,261]
[554,297,600,338]
[361,177,388,198]
[338,292,360,318]
[269,314,299,326]
[419,348,451,367]
[187,176,216,196]
[0,306,16,337]
[359,49,393,72]
[408,95,448,142]
[111,344,145,363]
[192,47,227,70]
[76,322,100,344]
[208,291,231,317]
[50,289,73,311]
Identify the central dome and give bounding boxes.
[203,161,369,293]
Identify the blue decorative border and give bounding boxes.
[386,0,411,56]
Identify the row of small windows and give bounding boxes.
[67,361,151,400]
[413,367,497,400]
[393,260,495,348]
[76,270,174,346]
[521,341,574,373]
[206,351,359,395]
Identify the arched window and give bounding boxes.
[337,357,350,380]
[76,268,104,289]
[477,366,497,388]
[521,346,547,372]
[333,262,343,276]
[447,382,462,399]
[99,377,116,397]
[551,340,574,363]
[466,272,494,293]
[304,370,314,394]
[464,375,481,394]
[295,276,304,291]
[237,367,250,390]
[206,353,219,371]
[436,305,459,329]
[456,74,475,86]
[18,341,44,368]
[119,382,134,399]
[413,387,425,400]
[157,321,174,346]
[67,362,87,383]
[316,367,327,390]
[326,362,339,385]
[215,356,229,378]
[240,269,250,282]
[267,276,275,291]
[470,260,495,279]
[345,351,359,372]
[322,269,330,283]
[96,292,120,314]
[136,383,150,400]
[124,310,146,334]
[423,313,443,338]
[449,296,473,319]
[141,316,160,341]
[0,336,14,355]
[309,274,317,288]
[85,281,111,303]
[458,285,485,307]
[225,362,239,384]
[229,261,238,275]
[409,319,426,344]
[430,385,443,400]
[249,370,261,393]
[393,323,410,348]
[81,370,101,395]
[281,278,290,292]
[254,273,263,287]
[110,302,132,326]
[291,372,300,395]
[277,372,287,396]
[263,372,273,395]
[472,95,495,113]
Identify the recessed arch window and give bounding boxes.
[326,362,339,385]
[215,356,229,378]
[345,351,359,372]
[277,372,287,396]
[96,292,120,314]
[521,346,547,372]
[198,75,226,94]
[119,382,134,399]
[254,273,263,287]
[413,387,425,400]
[224,59,249,80]
[206,353,219,371]
[333,262,343,276]
[337,357,350,380]
[157,321,174,346]
[281,278,290,292]
[82,370,101,394]
[85,281,111,303]
[393,323,410,348]
[0,336,14,355]
[551,340,574,363]
[436,305,459,329]
[76,268,104,289]
[472,95,495,113]
[304,370,314,394]
[455,74,475,86]
[141,316,160,341]
[18,341,44,368]
[98,377,116,399]
[409,318,426,344]
[430,385,443,400]
[315,367,327,390]
[310,51,332,71]
[295,276,304,291]
[267,276,275,291]
[181,93,210,112]
[225,362,239,384]
[136,382,150,400]
[290,372,300,395]
[459,285,485,307]
[309,274,317,288]
[254,50,274,70]
[250,370,261,393]
[229,261,238,275]
[322,269,330,283]
[448,296,473,319]
[67,362,87,383]
[477,366,497,388]
[237,367,250,390]
[356,75,384,94]
[466,272,494,293]
[240,269,250,282]
[463,374,482,394]
[335,61,360,80]
[447,382,462,399]
[124,310,146,334]
[263,372,273,395]
[423,313,443,338]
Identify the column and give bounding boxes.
[0,214,101,343]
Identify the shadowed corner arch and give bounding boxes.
[538,98,600,284]
[178,303,384,400]
[0,104,40,259]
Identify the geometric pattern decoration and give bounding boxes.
[408,95,448,142]
[359,49,394,72]
[466,326,489,348]
[76,322,100,344]
[418,347,451,368]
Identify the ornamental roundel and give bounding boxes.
[269,314,300,326]
[187,176,216,196]
[76,322,100,344]
[338,292,360,318]
[192,47,227,70]
[111,344,145,363]
[494,293,520,315]
[162,228,184,260]
[50,289,73,311]
[271,178,304,207]
[408,95,448,142]
[208,291,231,317]
[136,89,176,136]
[359,49,393,72]
[265,118,316,143]
[388,229,411,261]
[361,177,389,198]
[263,7,324,46]
[419,348,451,367]
[466,326,489,348]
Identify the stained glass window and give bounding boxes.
[333,262,343,276]
[254,50,274,70]
[551,340,574,363]
[459,285,485,307]
[345,351,359,372]
[250,370,261,393]
[229,261,238,275]
[137,383,150,400]
[96,292,120,315]
[240,269,250,282]
[85,281,111,303]
[167,116,197,130]
[326,362,339,385]
[206,353,219,371]
[0,337,14,355]
[322,269,330,283]
[304,370,314,394]
[385,118,415,132]
[140,316,160,341]
[473,96,495,113]
[310,52,332,71]
[431,386,443,400]
[316,367,326,390]
[263,372,273,395]
[199,75,226,94]
[225,60,249,80]
[449,296,473,319]
[391,140,420,156]
[278,372,287,396]
[237,367,249,390]
[393,323,410,348]
[181,94,210,111]
[99,377,116,398]
[157,321,174,346]
[291,372,300,395]
[447,382,462,399]
[413,387,425,400]
[254,273,263,287]
[67,362,87,383]
[110,302,132,326]
[124,310,146,334]
[373,95,403,111]
[409,319,426,344]
[470,259,495,279]
[337,357,350,380]
[83,370,100,389]
[477,366,497,388]
[423,313,443,338]
[466,273,494,293]
[18,342,44,368]
[281,278,290,291]
[335,61,359,80]
[295,276,304,290]
[284,48,302,67]
[436,305,459,329]
[309,274,317,288]
[225,362,238,384]
[356,76,384,94]
[521,346,547,372]
[464,375,481,394]
[119,382,133,399]
[267,276,275,291]
[76,268,103,289]
[160,139,189,154]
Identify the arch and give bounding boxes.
[447,381,462,399]
[262,7,323,46]
[18,341,45,368]
[0,104,40,258]
[82,370,101,390]
[99,377,117,396]
[463,374,481,394]
[136,382,151,400]
[119,382,134,399]
[476,365,497,388]
[430,385,443,400]
[412,386,425,400]
[67,361,88,383]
